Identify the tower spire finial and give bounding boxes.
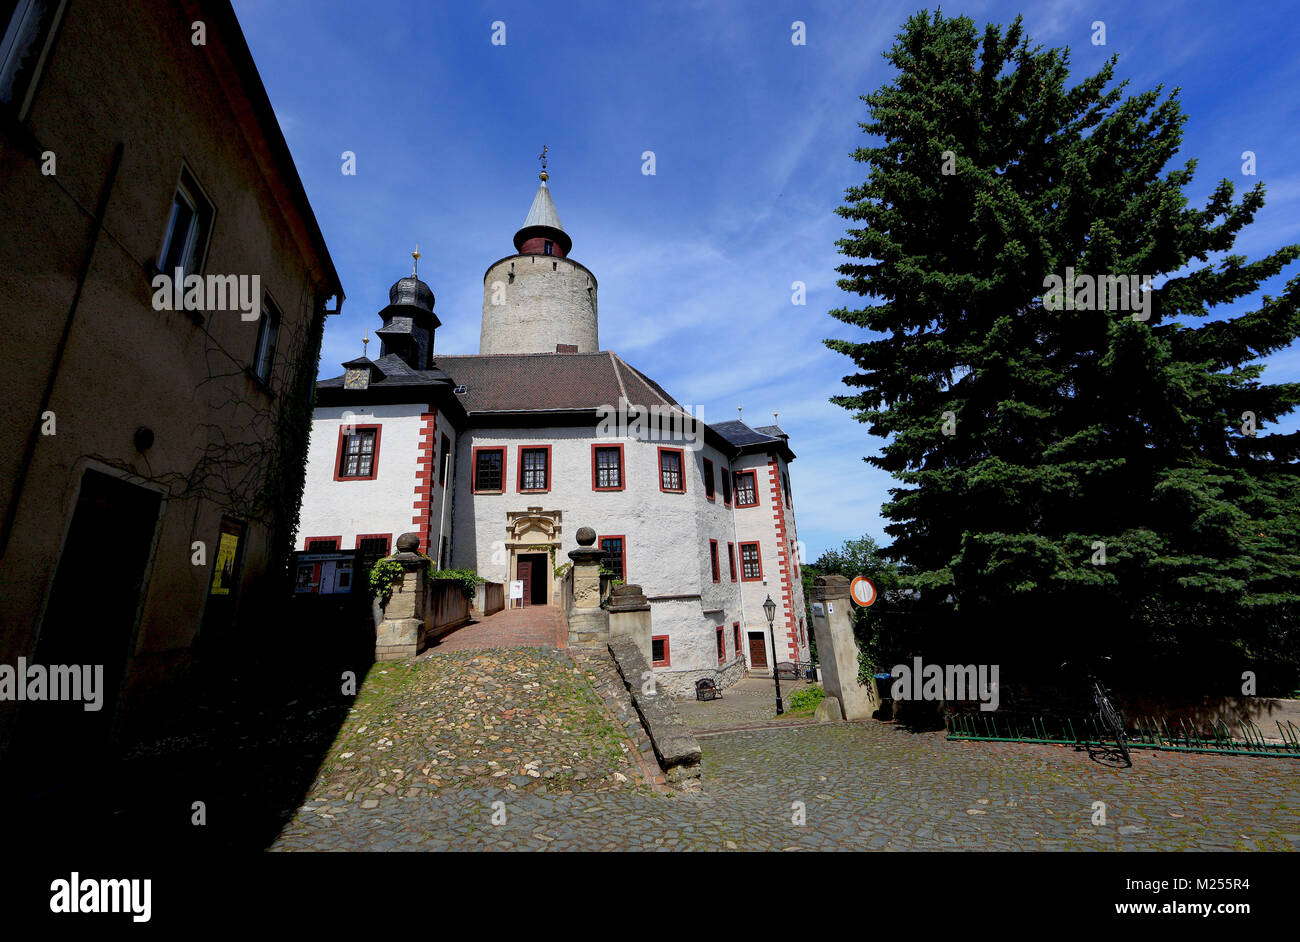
[412,243,420,276]
[738,403,743,421]
[538,143,549,181]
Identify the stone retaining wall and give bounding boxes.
[657,654,747,701]
[607,639,701,787]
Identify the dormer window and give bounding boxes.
[543,240,554,256]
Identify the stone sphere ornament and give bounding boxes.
[576,526,596,546]
[395,532,420,553]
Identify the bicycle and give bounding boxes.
[1061,656,1132,767]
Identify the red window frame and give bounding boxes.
[516,444,552,493]
[598,534,627,582]
[333,425,382,481]
[304,536,341,551]
[651,635,671,667]
[733,470,758,507]
[727,542,737,581]
[740,541,763,581]
[471,445,506,493]
[733,622,741,658]
[709,539,720,583]
[354,533,392,569]
[657,446,686,493]
[722,467,732,505]
[591,443,626,491]
[703,457,716,501]
[716,625,726,664]
[438,433,451,485]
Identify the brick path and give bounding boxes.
[425,605,565,652]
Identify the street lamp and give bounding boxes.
[763,593,783,715]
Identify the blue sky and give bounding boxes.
[232,0,1300,560]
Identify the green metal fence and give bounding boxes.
[945,711,1300,757]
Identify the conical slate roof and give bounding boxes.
[522,180,564,232]
[513,174,573,255]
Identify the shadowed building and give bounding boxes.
[0,0,343,757]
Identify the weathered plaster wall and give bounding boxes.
[480,254,599,354]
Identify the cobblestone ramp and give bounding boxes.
[272,647,662,850]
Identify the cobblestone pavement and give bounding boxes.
[427,606,564,651]
[272,651,1300,851]
[676,676,822,731]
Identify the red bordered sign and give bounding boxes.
[849,576,877,608]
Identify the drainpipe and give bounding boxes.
[0,141,124,560]
[436,449,451,568]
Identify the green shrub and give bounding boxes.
[788,686,826,714]
[429,568,485,598]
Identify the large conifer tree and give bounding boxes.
[828,11,1300,692]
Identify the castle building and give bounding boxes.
[297,170,808,695]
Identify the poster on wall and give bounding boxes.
[209,529,242,596]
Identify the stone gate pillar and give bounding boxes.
[607,584,651,663]
[374,532,428,660]
[809,574,878,720]
[566,527,609,646]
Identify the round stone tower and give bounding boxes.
[480,170,599,354]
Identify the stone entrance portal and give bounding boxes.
[505,506,561,607]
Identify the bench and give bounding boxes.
[695,677,722,701]
[776,660,815,681]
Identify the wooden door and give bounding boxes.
[748,632,768,668]
[518,555,533,606]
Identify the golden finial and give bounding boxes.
[538,144,549,181]
[737,403,743,421]
[362,330,369,355]
[412,243,421,276]
[774,410,779,426]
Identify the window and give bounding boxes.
[544,240,554,256]
[733,622,741,658]
[253,297,280,385]
[592,444,624,491]
[658,447,685,493]
[1,0,64,115]
[305,537,339,551]
[703,458,716,500]
[473,447,505,492]
[651,635,670,667]
[517,445,550,492]
[157,167,213,281]
[439,433,451,485]
[716,626,726,664]
[740,541,763,581]
[727,542,736,581]
[709,540,720,583]
[783,470,792,507]
[734,470,758,507]
[798,618,805,647]
[355,534,391,572]
[721,467,732,505]
[335,426,380,481]
[599,535,626,582]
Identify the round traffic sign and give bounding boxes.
[849,576,877,608]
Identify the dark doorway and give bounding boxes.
[748,632,768,669]
[518,553,547,606]
[15,469,161,763]
[199,517,247,651]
